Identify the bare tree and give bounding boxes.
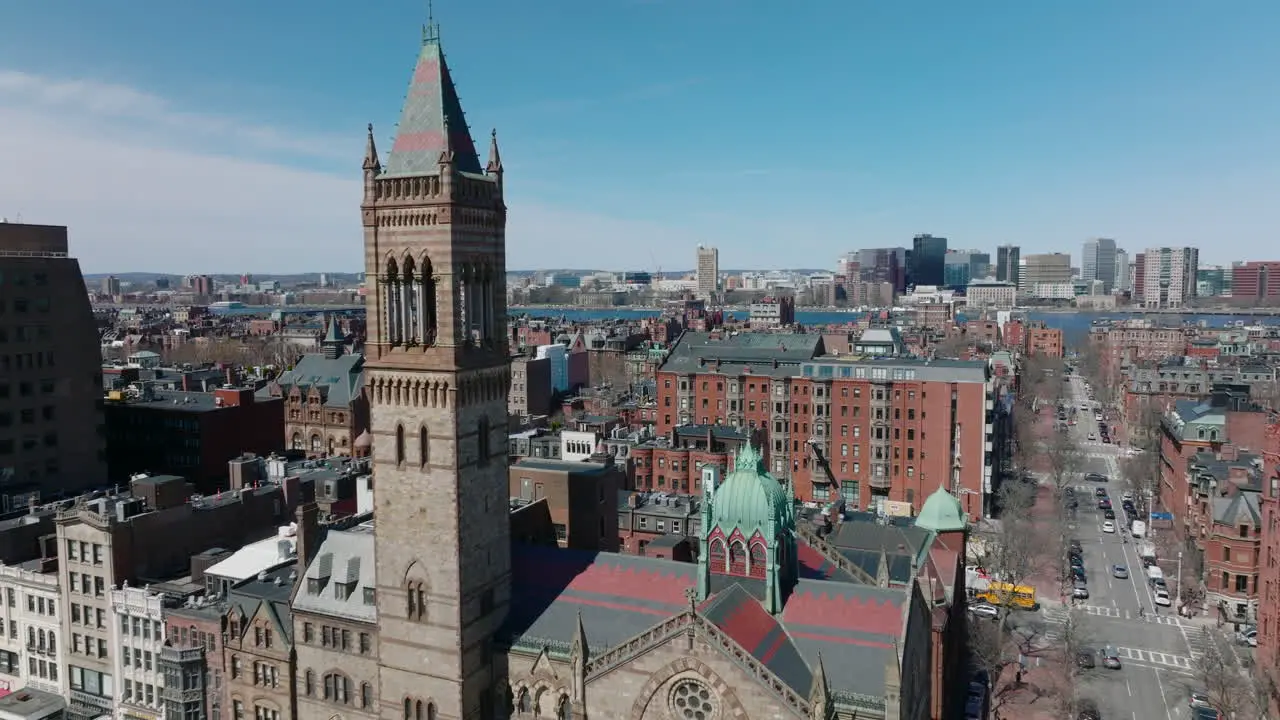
[1044,430,1084,496]
[1119,405,1166,516]
[1195,629,1268,720]
[1047,607,1093,720]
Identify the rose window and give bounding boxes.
[669,679,716,720]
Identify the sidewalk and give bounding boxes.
[990,663,1068,720]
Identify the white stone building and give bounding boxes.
[964,280,1016,308]
[109,584,167,720]
[0,563,62,696]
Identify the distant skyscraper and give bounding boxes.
[1021,253,1073,290]
[996,245,1021,286]
[1136,246,1199,308]
[696,245,719,299]
[1113,249,1130,292]
[942,250,990,289]
[1081,238,1118,292]
[101,274,121,296]
[855,247,907,293]
[910,234,947,287]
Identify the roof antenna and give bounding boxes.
[423,0,439,43]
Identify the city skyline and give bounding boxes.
[3,1,1280,273]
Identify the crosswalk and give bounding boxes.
[1115,645,1195,672]
[1180,624,1213,660]
[1043,603,1184,626]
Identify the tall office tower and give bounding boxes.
[0,222,107,508]
[1081,237,1118,292]
[1113,249,1130,292]
[942,250,989,289]
[361,23,510,718]
[909,234,947,286]
[856,247,908,292]
[695,244,719,299]
[1020,253,1073,290]
[1136,246,1200,308]
[996,245,1021,286]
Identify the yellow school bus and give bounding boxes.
[975,582,1038,610]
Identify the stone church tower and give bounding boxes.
[362,22,511,720]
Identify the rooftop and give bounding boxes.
[205,528,297,582]
[294,521,377,624]
[661,331,825,378]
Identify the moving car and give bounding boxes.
[1237,626,1257,647]
[968,603,999,619]
[1088,433,1097,441]
[1104,509,1116,520]
[1155,589,1172,606]
[1112,565,1129,579]
[1102,646,1122,669]
[1102,520,1115,533]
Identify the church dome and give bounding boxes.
[711,444,791,536]
[915,485,967,533]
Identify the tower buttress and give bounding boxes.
[368,22,509,720]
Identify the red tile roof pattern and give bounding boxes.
[783,586,904,636]
[788,630,895,650]
[564,561,694,607]
[796,538,843,580]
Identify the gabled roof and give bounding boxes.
[1212,491,1261,528]
[261,352,364,409]
[383,32,482,176]
[700,584,813,696]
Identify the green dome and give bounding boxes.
[711,444,792,536]
[915,486,967,533]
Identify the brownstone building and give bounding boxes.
[222,566,296,720]
[629,424,753,494]
[508,456,622,551]
[0,222,107,508]
[262,320,369,458]
[507,352,551,418]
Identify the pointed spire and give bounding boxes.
[363,123,381,172]
[486,128,503,174]
[809,653,830,720]
[384,26,482,176]
[570,610,588,662]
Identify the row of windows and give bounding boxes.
[0,379,57,399]
[0,325,51,343]
[0,271,50,287]
[0,295,51,312]
[0,350,57,373]
[301,670,375,708]
[300,622,373,654]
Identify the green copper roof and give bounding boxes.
[711,444,791,537]
[915,486,967,533]
[384,34,482,177]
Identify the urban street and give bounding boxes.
[1018,373,1227,720]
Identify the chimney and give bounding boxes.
[295,502,320,578]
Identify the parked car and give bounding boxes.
[1112,565,1129,579]
[1237,627,1257,647]
[1155,589,1172,606]
[1102,647,1122,669]
[1102,520,1115,533]
[1073,581,1090,599]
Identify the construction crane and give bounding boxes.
[805,437,845,534]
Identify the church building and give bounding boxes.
[283,19,970,720]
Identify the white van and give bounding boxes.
[1131,520,1147,539]
[1146,565,1164,583]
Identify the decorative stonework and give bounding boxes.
[629,658,746,720]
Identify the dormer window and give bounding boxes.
[335,581,356,602]
[363,587,376,605]
[307,578,322,595]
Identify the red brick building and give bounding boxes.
[656,332,997,518]
[1257,422,1280,714]
[1024,324,1064,358]
[1231,261,1280,303]
[1203,488,1262,623]
[629,424,753,493]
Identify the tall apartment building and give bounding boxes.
[995,245,1020,286]
[654,333,999,518]
[1081,237,1118,292]
[1135,246,1199,308]
[1114,249,1130,292]
[1019,253,1073,290]
[695,245,719,299]
[0,222,107,509]
[910,234,947,287]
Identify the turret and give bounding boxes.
[569,611,588,714]
[809,654,831,720]
[486,128,504,191]
[362,123,381,203]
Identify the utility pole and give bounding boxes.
[1175,550,1183,613]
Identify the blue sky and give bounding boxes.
[1,0,1278,274]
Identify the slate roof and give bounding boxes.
[261,352,364,409]
[827,520,934,568]
[293,523,377,624]
[227,565,295,645]
[780,579,906,700]
[700,584,813,696]
[660,332,824,378]
[795,538,858,582]
[383,33,483,176]
[1212,491,1261,529]
[502,545,695,652]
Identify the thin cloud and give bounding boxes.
[0,71,706,274]
[0,70,353,162]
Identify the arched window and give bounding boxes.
[403,698,412,720]
[414,700,423,720]
[423,260,438,345]
[361,682,373,709]
[310,434,322,452]
[517,689,531,713]
[419,426,429,468]
[728,540,748,575]
[477,416,490,466]
[395,425,406,466]
[426,702,437,720]
[322,673,351,704]
[708,538,727,573]
[304,669,315,696]
[291,433,303,451]
[328,437,336,456]
[557,694,570,720]
[750,542,768,578]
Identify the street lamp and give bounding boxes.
[1175,550,1184,614]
